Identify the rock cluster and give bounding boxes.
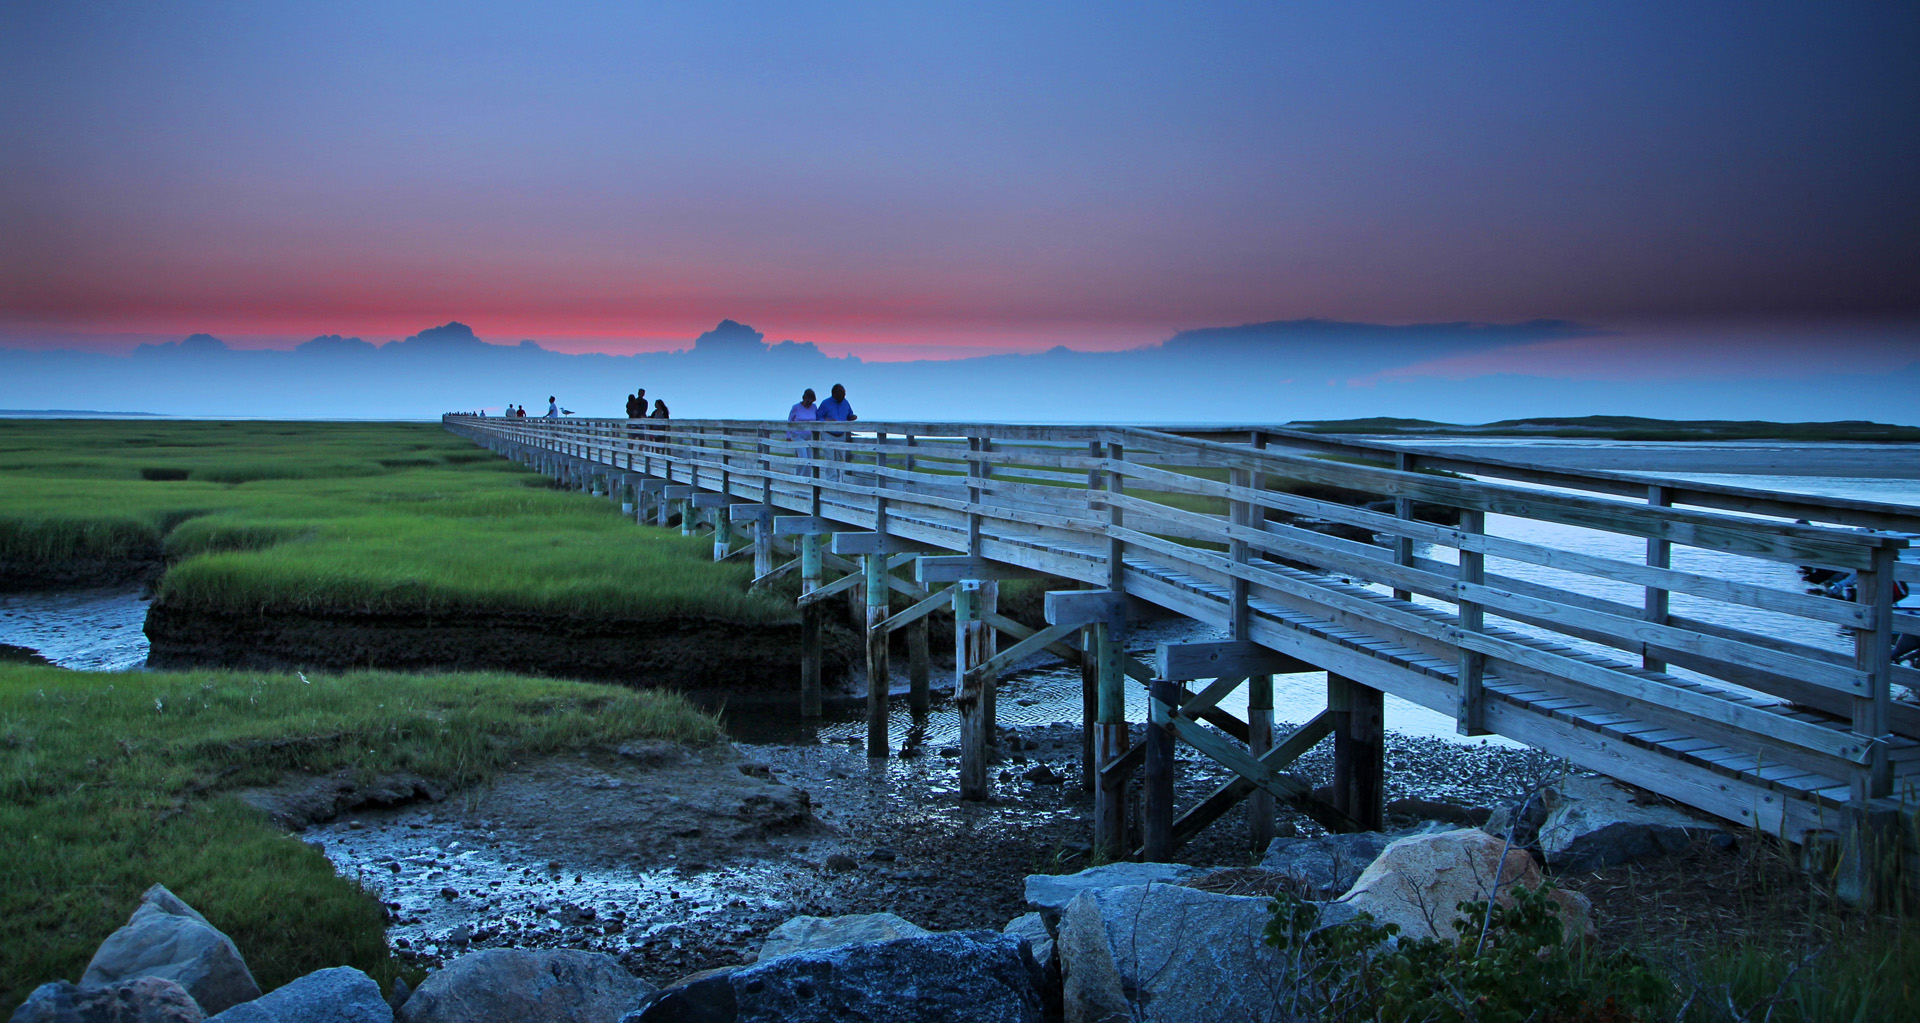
[14,772,1715,1023]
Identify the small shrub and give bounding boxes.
[139,466,190,481]
[1265,885,1671,1022]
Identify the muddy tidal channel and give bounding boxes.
[305,663,1555,988]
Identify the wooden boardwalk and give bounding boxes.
[445,414,1920,885]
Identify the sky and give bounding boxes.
[2,2,1917,365]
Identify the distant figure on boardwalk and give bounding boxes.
[650,399,670,419]
[625,392,643,418]
[788,388,819,460]
[544,396,559,418]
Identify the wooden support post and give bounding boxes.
[800,534,823,717]
[1247,672,1276,851]
[712,505,732,561]
[865,551,890,757]
[956,581,992,800]
[907,616,931,717]
[1644,484,1672,671]
[1143,678,1177,861]
[1093,621,1129,858]
[1081,629,1099,792]
[1328,673,1384,831]
[752,515,772,576]
[1456,508,1489,736]
[1230,438,1275,850]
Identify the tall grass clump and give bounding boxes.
[0,662,720,1006]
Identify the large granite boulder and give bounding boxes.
[1340,828,1591,943]
[1536,775,1722,872]
[398,949,650,1023]
[1024,862,1201,920]
[631,931,1043,1023]
[80,885,261,1015]
[1001,913,1053,970]
[1055,882,1337,1023]
[206,967,391,1023]
[10,977,205,1023]
[1258,831,1396,898]
[756,913,929,961]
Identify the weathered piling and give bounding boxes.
[1329,673,1384,831]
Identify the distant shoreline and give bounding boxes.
[1292,415,1920,443]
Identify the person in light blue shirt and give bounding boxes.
[544,396,558,418]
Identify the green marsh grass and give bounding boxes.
[0,662,720,1006]
[0,419,792,621]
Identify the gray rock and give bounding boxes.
[398,949,650,1023]
[1001,913,1054,970]
[631,931,1041,1023]
[1483,791,1553,849]
[206,968,390,1023]
[1342,827,1592,943]
[757,913,929,961]
[1258,831,1395,897]
[386,978,410,1013]
[1055,883,1283,1023]
[1537,776,1720,872]
[10,977,206,1023]
[1054,896,1128,1023]
[81,886,261,1015]
[1023,862,1201,919]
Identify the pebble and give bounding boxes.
[439,887,458,900]
[866,848,898,862]
[824,853,859,872]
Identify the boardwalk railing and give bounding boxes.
[446,414,1919,883]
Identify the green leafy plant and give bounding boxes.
[1265,885,1671,1022]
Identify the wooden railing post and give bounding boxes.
[1853,543,1896,802]
[1082,439,1104,793]
[1236,431,1275,851]
[1455,508,1488,736]
[1644,485,1673,671]
[1392,451,1416,601]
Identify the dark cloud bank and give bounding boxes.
[2,319,1915,425]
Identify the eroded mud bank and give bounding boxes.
[143,604,858,688]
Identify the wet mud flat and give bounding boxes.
[302,714,1556,988]
[0,585,152,671]
[144,604,855,688]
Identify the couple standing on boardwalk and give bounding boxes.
[625,387,669,420]
[786,383,855,440]
[787,384,855,471]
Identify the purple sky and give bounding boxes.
[2,2,1915,361]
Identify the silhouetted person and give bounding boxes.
[650,399,669,419]
[545,396,558,418]
[625,392,642,418]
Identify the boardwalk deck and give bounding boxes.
[446,415,1920,887]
